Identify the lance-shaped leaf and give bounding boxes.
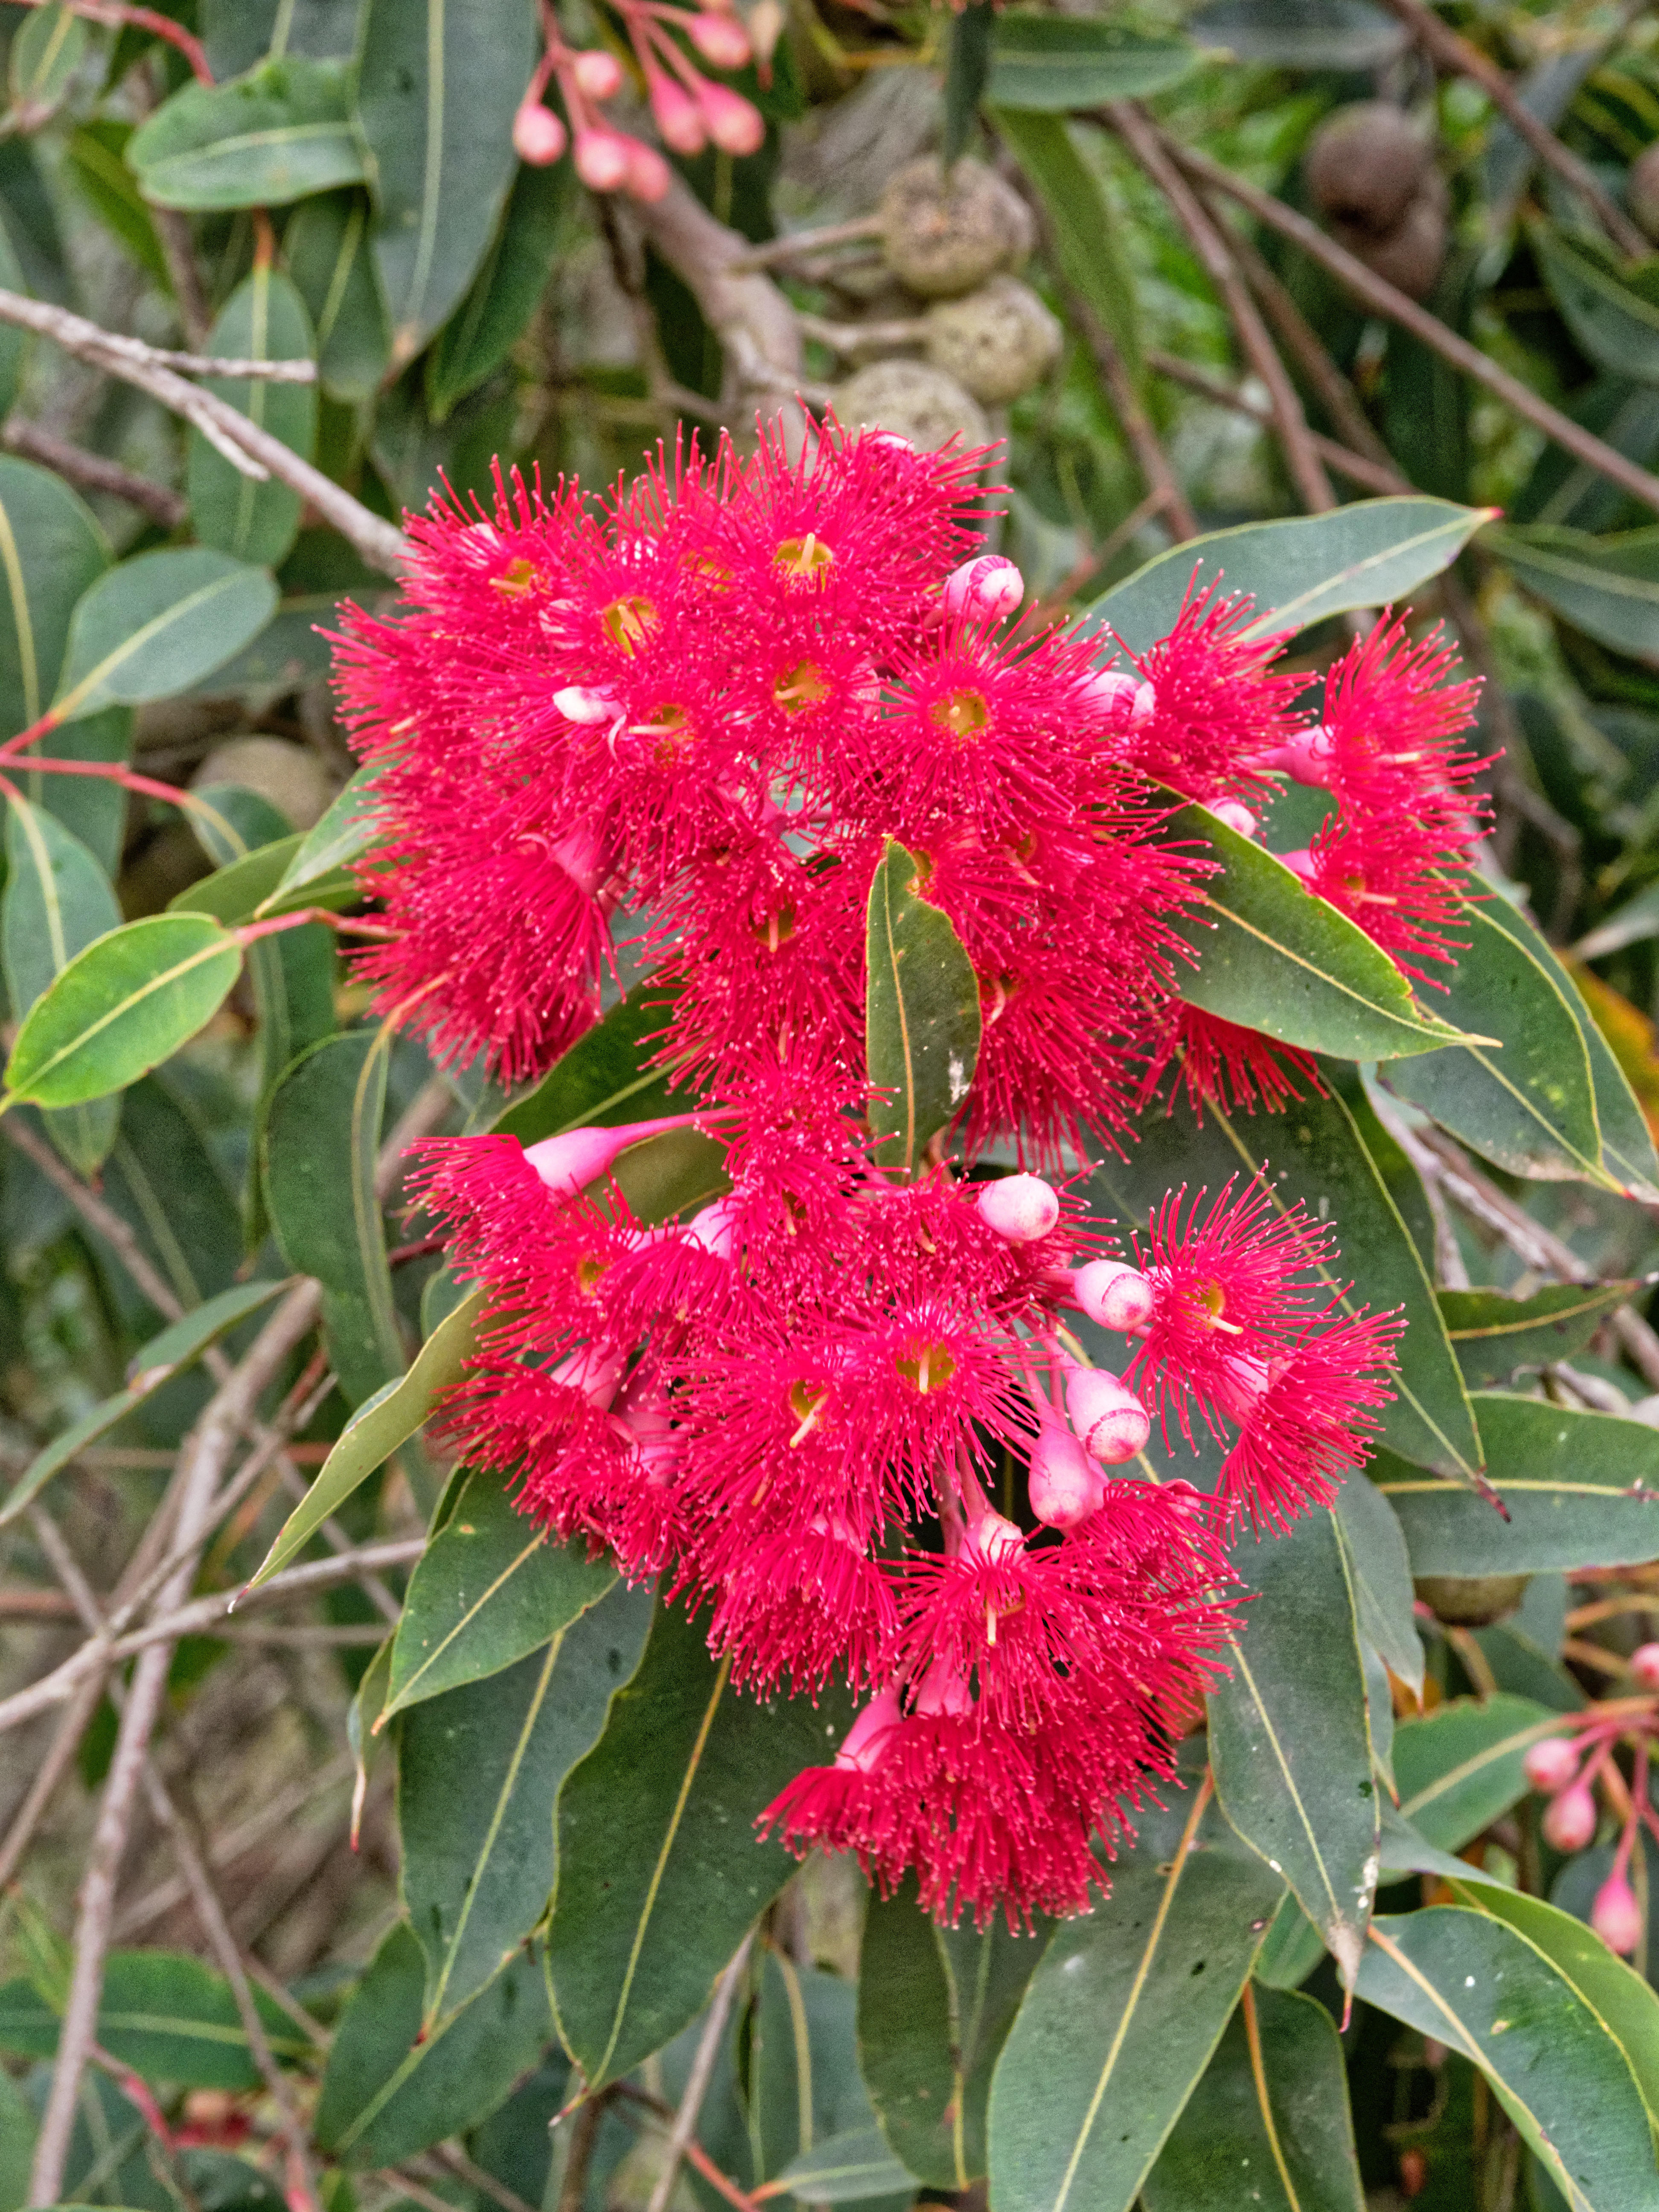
[986,1776,1283,2212]
[491,988,677,1145]
[994,111,1143,382]
[1142,1986,1364,2212]
[1391,1693,1558,1852]
[1489,520,1659,663]
[52,548,277,723]
[1208,1509,1379,1991]
[398,1584,654,2029]
[4,913,242,1109]
[1355,1908,1657,2212]
[943,0,994,166]
[0,456,108,741]
[9,5,88,125]
[128,57,365,210]
[0,1950,311,2088]
[172,833,358,929]
[186,266,317,570]
[866,838,982,1174]
[769,2128,917,2206]
[385,1467,619,1716]
[547,1600,852,2091]
[1437,1279,1641,1390]
[259,761,387,916]
[1333,1468,1423,1695]
[857,1876,1045,2188]
[987,14,1196,107]
[1372,1392,1659,1573]
[428,160,571,419]
[283,189,391,404]
[1084,498,1491,657]
[3,795,122,1174]
[1531,222,1659,387]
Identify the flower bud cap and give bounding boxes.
[1064,1365,1151,1464]
[1027,1421,1104,1529]
[977,1172,1060,1244]
[943,555,1024,623]
[1591,1872,1642,1955]
[513,102,567,165]
[1071,1258,1155,1333]
[1522,1737,1580,1795]
[1630,1641,1659,1692]
[571,49,624,97]
[1541,1780,1598,1853]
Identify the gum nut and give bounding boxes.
[513,101,567,166]
[835,360,989,455]
[573,129,631,191]
[1522,1737,1580,1794]
[878,156,1034,297]
[1027,1425,1103,1529]
[1591,1873,1643,1955]
[1073,1258,1155,1332]
[1631,1641,1659,1691]
[1541,1781,1598,1854]
[924,274,1064,406]
[1065,1367,1151,1464]
[553,684,619,724]
[1078,668,1141,716]
[1210,801,1259,839]
[571,48,624,97]
[943,554,1025,622]
[977,1172,1059,1243]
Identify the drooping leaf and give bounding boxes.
[1437,1279,1639,1389]
[0,2062,32,2212]
[385,1466,619,1715]
[943,0,995,165]
[427,158,570,419]
[1209,1509,1379,1990]
[9,5,88,125]
[489,988,676,1143]
[1251,1891,1328,1994]
[98,1074,244,1317]
[1333,1468,1423,1695]
[0,1952,310,2089]
[1391,1693,1558,1851]
[987,13,1196,108]
[1488,520,1659,663]
[1085,499,1492,657]
[1188,0,1407,70]
[259,761,386,915]
[398,1584,654,2027]
[200,0,363,78]
[128,57,365,211]
[769,2127,917,2206]
[3,795,121,1174]
[281,188,391,403]
[866,837,982,1175]
[547,1600,853,2092]
[992,110,1143,383]
[186,267,317,570]
[1531,223,1659,388]
[0,455,108,740]
[52,549,277,724]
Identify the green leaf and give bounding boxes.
[281,189,390,404]
[4,913,242,1110]
[547,1600,852,2092]
[608,1123,730,1224]
[1086,498,1492,657]
[1166,798,1471,1061]
[262,1030,402,1406]
[1488,520,1659,663]
[128,57,365,211]
[1437,1280,1639,1390]
[866,838,982,1174]
[201,0,363,77]
[0,1952,310,2089]
[857,1876,1043,2188]
[0,216,29,427]
[385,1466,620,1715]
[1142,1987,1364,2212]
[1391,1693,1558,1851]
[0,1278,286,1528]
[1531,223,1659,388]
[62,120,172,287]
[9,5,88,123]
[1382,903,1610,1186]
[427,158,569,419]
[186,267,317,570]
[987,14,1196,108]
[943,0,994,166]
[986,1777,1283,2212]
[99,1074,243,1314]
[1251,1892,1327,1994]
[1333,1468,1423,1695]
[0,455,108,738]
[52,549,278,724]
[170,833,356,929]
[1373,1392,1659,1573]
[248,1288,483,1589]
[0,2061,33,2212]
[1355,1908,1658,2211]
[355,0,536,368]
[489,988,676,1143]
[1209,1510,1378,1990]
[3,796,122,1174]
[770,2127,917,2206]
[992,110,1143,383]
[398,1584,654,2027]
[259,761,385,916]
[314,1927,551,2167]
[1188,0,1407,70]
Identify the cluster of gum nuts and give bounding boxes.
[1522,1639,1659,1956]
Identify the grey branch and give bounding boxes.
[643,1932,755,2212]
[2,419,186,526]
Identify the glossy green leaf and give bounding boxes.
[201,0,363,77]
[355,0,536,368]
[262,1030,402,1406]
[986,1779,1284,2212]
[547,1600,852,2091]
[129,58,365,211]
[62,119,170,287]
[247,1288,484,1590]
[993,109,1143,382]
[398,1584,654,2028]
[9,5,88,122]
[1333,1468,1423,1695]
[866,837,982,1174]
[987,13,1196,108]
[52,549,278,724]
[4,913,242,1110]
[608,1122,729,1224]
[386,1466,620,1715]
[1209,1510,1378,1989]
[1374,1392,1659,1573]
[1142,1987,1364,2212]
[0,218,28,427]
[428,159,569,418]
[1189,0,1407,70]
[1391,1693,1557,1851]
[1355,1908,1658,2211]
[186,268,317,569]
[3,795,121,1174]
[99,1074,243,1316]
[0,2063,32,2212]
[1489,520,1659,662]
[259,762,385,915]
[1167,799,1470,1061]
[314,1926,551,2166]
[770,2127,916,2205]
[944,0,994,166]
[169,832,305,924]
[282,189,390,404]
[1532,223,1659,388]
[857,1876,1044,2188]
[1438,1279,1639,1389]
[1085,499,1492,657]
[1251,1891,1327,1993]
[0,1952,309,2089]
[0,456,108,739]
[490,988,676,1143]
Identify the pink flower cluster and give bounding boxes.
[337,422,1482,1925]
[1523,1644,1659,1957]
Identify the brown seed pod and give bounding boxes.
[924,274,1063,406]
[879,156,1036,300]
[1413,1573,1531,1628]
[1305,102,1432,238]
[1350,174,1449,301]
[833,358,990,452]
[1630,140,1659,244]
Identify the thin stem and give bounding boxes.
[1147,349,1409,496]
[644,1931,755,2212]
[7,0,214,83]
[1,421,186,526]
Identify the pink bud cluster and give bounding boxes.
[1522,1668,1659,1958]
[515,0,762,202]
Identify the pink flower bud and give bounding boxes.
[1261,725,1335,785]
[513,101,567,165]
[835,1687,902,1772]
[1591,1872,1643,1956]
[1210,801,1259,840]
[651,78,707,154]
[686,1196,741,1259]
[965,1509,1024,1563]
[1027,1422,1103,1529]
[1631,1641,1659,1692]
[523,1113,691,1200]
[943,555,1024,623]
[977,1172,1059,1244]
[1071,1258,1155,1333]
[1077,668,1140,717]
[1275,847,1319,887]
[913,1659,973,1718]
[687,12,752,67]
[624,140,672,201]
[571,48,624,97]
[1542,1781,1598,1853]
[862,430,917,458]
[549,828,607,898]
[700,82,765,155]
[552,685,620,724]
[573,127,632,191]
[1522,1736,1581,1795]
[1214,1352,1270,1423]
[1129,680,1156,727]
[551,1343,626,1406]
[1064,1366,1150,1465]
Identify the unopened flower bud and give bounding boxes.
[977,1172,1059,1244]
[1591,1872,1642,1955]
[1214,1353,1270,1423]
[1064,1365,1150,1464]
[553,685,620,724]
[1630,1641,1659,1691]
[913,1659,973,1718]
[1077,668,1140,717]
[574,127,632,191]
[943,554,1024,623]
[1129,680,1156,727]
[1262,725,1335,786]
[862,430,917,459]
[965,1509,1024,1562]
[835,1687,902,1772]
[1027,1422,1103,1529]
[1071,1258,1155,1333]
[700,83,765,156]
[552,1343,626,1406]
[513,100,567,165]
[688,11,752,67]
[651,79,706,154]
[571,48,624,97]
[523,1113,690,1200]
[686,1196,741,1259]
[1210,800,1259,840]
[624,141,672,201]
[1542,1780,1598,1854]
[1522,1736,1580,1794]
[1275,847,1319,888]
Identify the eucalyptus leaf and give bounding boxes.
[427,160,569,419]
[9,5,87,124]
[1488,521,1659,664]
[866,837,982,1175]
[3,795,121,1173]
[1531,223,1659,388]
[987,14,1196,109]
[1391,1694,1558,1852]
[0,455,108,738]
[770,2127,916,2206]
[1333,1469,1423,1695]
[260,762,386,914]
[282,189,391,404]
[993,110,1143,383]
[1437,1279,1639,1389]
[186,267,317,570]
[129,57,365,211]
[52,549,277,724]
[0,1952,310,2089]
[489,988,676,1143]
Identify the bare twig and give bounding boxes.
[0,1671,108,1890]
[116,1752,355,1940]
[1147,350,1410,496]
[3,1114,186,1323]
[731,216,884,270]
[644,1932,755,2212]
[1065,294,1198,542]
[428,2147,543,2212]
[1217,226,1398,470]
[555,2094,610,2212]
[2,420,186,526]
[628,176,806,426]
[796,310,927,357]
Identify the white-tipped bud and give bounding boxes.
[1072,1259,1155,1333]
[1027,1423,1103,1529]
[977,1172,1059,1244]
[1210,800,1259,840]
[553,684,620,724]
[571,48,624,97]
[943,554,1025,623]
[863,430,917,458]
[1064,1366,1151,1464]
